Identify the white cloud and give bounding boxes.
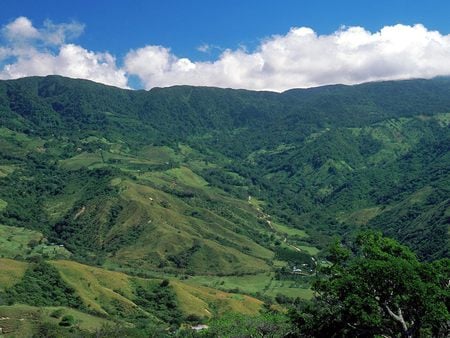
[196,43,223,54]
[3,17,39,41]
[125,24,450,91]
[0,46,11,61]
[2,18,450,91]
[0,17,126,88]
[124,46,174,80]
[0,44,128,88]
[41,19,85,45]
[197,44,210,53]
[3,16,84,45]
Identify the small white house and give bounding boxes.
[192,324,209,331]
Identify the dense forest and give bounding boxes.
[0,75,448,336]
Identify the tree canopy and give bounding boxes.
[293,232,449,337]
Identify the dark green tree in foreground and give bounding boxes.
[292,232,449,337]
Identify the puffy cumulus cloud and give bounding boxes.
[124,45,266,89]
[125,24,450,91]
[3,16,84,45]
[3,16,39,41]
[0,44,128,87]
[0,16,126,88]
[125,46,175,80]
[3,19,450,91]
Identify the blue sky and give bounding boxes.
[1,1,450,91]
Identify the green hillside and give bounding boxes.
[0,257,264,336]
[0,76,448,261]
[0,76,448,335]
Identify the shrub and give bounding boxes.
[50,308,64,318]
[59,314,75,327]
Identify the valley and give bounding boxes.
[0,76,448,336]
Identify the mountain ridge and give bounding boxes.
[0,75,448,263]
[0,74,448,335]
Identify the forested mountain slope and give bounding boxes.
[0,75,449,336]
[0,75,448,263]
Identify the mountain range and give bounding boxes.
[0,75,448,336]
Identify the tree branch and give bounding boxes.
[384,304,410,337]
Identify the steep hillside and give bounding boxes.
[0,75,448,335]
[0,257,262,336]
[1,75,448,262]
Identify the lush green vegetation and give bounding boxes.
[290,232,450,337]
[194,311,293,337]
[0,75,448,336]
[0,304,114,337]
[1,75,448,265]
[134,280,183,326]
[1,261,84,309]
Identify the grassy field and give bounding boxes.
[0,128,33,143]
[0,258,28,291]
[0,224,71,260]
[60,151,139,170]
[271,221,308,238]
[51,260,140,316]
[137,145,179,164]
[0,304,113,337]
[295,245,320,256]
[50,260,264,320]
[0,225,43,258]
[264,281,314,299]
[163,166,209,188]
[186,273,313,300]
[170,280,263,318]
[59,152,105,170]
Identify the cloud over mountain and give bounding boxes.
[125,24,450,91]
[0,17,128,88]
[2,17,450,91]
